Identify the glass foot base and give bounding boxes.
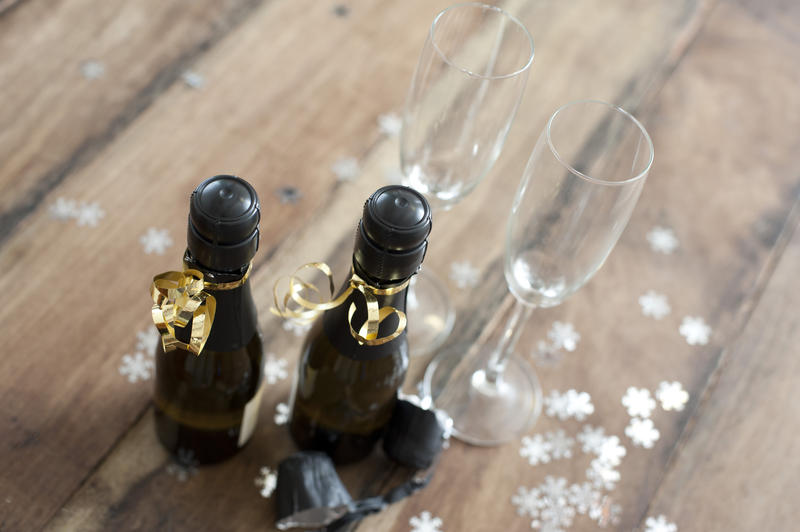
[422,342,542,446]
[406,269,456,357]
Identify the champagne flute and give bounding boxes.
[424,100,654,445]
[401,2,534,355]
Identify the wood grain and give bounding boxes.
[0,0,797,530]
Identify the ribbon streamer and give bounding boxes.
[272,262,409,346]
[151,269,217,355]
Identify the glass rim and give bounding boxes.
[545,99,654,186]
[430,2,535,81]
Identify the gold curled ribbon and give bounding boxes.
[271,262,409,346]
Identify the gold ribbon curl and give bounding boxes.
[150,263,251,356]
[271,262,409,346]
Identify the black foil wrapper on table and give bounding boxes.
[275,452,354,530]
[382,399,445,469]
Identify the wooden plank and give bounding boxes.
[27,0,715,530]
[639,210,800,530]
[362,0,800,530]
[0,0,263,243]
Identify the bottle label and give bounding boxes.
[238,383,264,447]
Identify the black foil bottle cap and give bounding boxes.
[187,175,260,272]
[353,186,432,283]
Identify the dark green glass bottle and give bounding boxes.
[289,186,432,464]
[153,175,264,464]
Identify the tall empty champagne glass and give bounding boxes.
[401,2,534,355]
[424,100,654,445]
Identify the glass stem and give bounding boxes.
[485,298,533,384]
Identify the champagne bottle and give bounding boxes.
[289,185,432,464]
[153,175,264,464]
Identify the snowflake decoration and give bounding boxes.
[384,166,405,184]
[80,60,105,80]
[254,466,278,498]
[577,425,606,455]
[597,435,626,467]
[645,514,678,532]
[532,340,564,367]
[512,486,543,518]
[625,417,660,448]
[639,290,671,319]
[449,260,480,289]
[656,381,689,411]
[564,389,594,421]
[118,353,154,383]
[274,402,290,425]
[409,511,442,532]
[544,390,570,420]
[181,70,205,89]
[136,328,160,354]
[49,197,78,220]
[621,387,656,418]
[586,458,620,491]
[540,476,569,504]
[332,156,360,182]
[282,319,312,337]
[166,448,198,482]
[646,226,679,254]
[520,434,551,466]
[535,498,576,531]
[547,321,580,352]
[568,482,600,515]
[276,186,302,204]
[679,316,711,346]
[589,496,622,527]
[75,202,105,227]
[545,430,575,460]
[263,356,289,384]
[139,227,173,255]
[378,112,402,137]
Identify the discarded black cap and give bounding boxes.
[382,399,445,470]
[275,452,354,530]
[353,186,432,282]
[187,175,260,271]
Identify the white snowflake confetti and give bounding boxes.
[656,381,689,411]
[520,434,552,466]
[586,458,620,491]
[75,202,105,227]
[409,511,442,532]
[274,402,290,425]
[49,197,78,220]
[263,356,289,384]
[597,435,626,467]
[536,498,576,531]
[625,417,660,448]
[647,226,679,254]
[136,328,161,354]
[568,482,600,515]
[254,466,278,498]
[449,260,480,289]
[166,448,198,482]
[80,60,105,80]
[544,390,570,420]
[532,340,564,367]
[511,486,543,518]
[577,425,607,455]
[639,290,671,319]
[545,430,575,460]
[118,353,154,383]
[181,70,205,89]
[589,496,622,527]
[332,157,360,182]
[679,316,711,346]
[378,112,402,137]
[282,319,312,337]
[644,514,678,532]
[621,387,656,418]
[139,227,173,255]
[547,321,580,352]
[540,476,569,504]
[564,389,594,421]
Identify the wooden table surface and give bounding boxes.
[2,0,799,530]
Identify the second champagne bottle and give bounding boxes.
[289,186,432,464]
